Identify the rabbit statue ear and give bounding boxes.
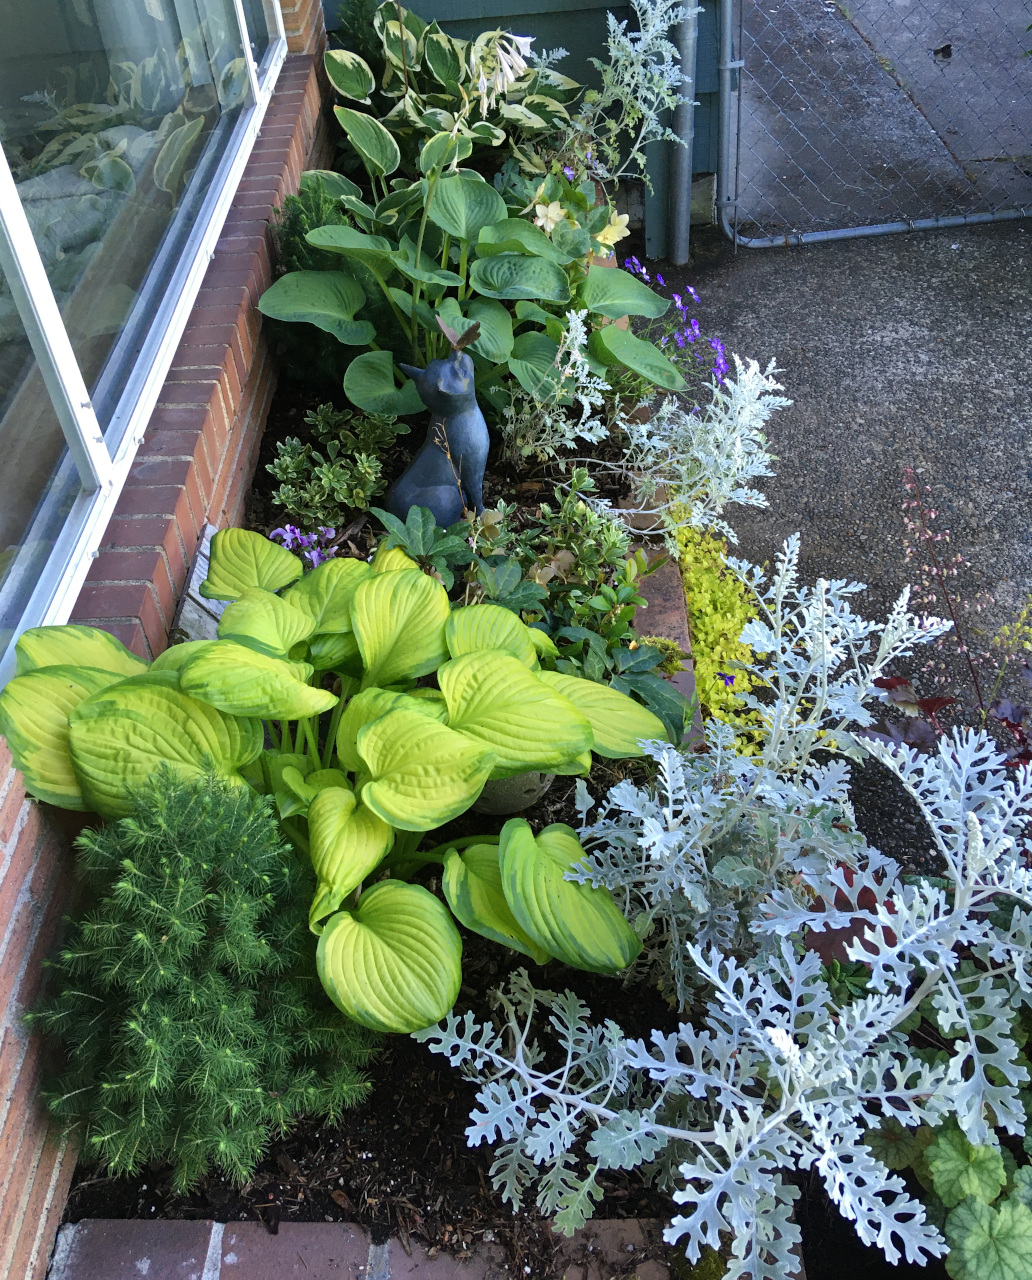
[398,362,423,379]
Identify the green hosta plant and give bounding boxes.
[0,527,663,1035]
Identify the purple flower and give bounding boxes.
[672,293,682,307]
[686,285,700,302]
[717,671,735,687]
[656,273,665,286]
[691,318,701,337]
[270,525,301,550]
[563,166,575,179]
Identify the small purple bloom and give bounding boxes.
[686,285,700,302]
[672,293,682,307]
[717,671,735,687]
[691,318,701,336]
[656,273,665,286]
[563,165,575,180]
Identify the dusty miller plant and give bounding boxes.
[501,310,611,462]
[411,541,1032,1278]
[573,0,700,184]
[598,355,787,543]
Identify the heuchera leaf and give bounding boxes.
[308,791,394,931]
[945,1196,1032,1280]
[317,880,462,1032]
[67,676,262,817]
[179,642,338,720]
[199,528,303,600]
[536,670,669,758]
[498,819,641,973]
[216,587,315,657]
[357,707,496,830]
[14,624,149,678]
[443,843,550,963]
[438,651,592,776]
[352,569,451,689]
[0,665,126,808]
[927,1129,1007,1208]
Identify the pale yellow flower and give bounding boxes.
[533,200,566,235]
[595,211,631,248]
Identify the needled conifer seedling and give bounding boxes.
[29,766,377,1192]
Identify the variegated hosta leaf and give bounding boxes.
[336,686,448,774]
[351,569,450,689]
[264,750,314,819]
[0,665,126,808]
[445,604,538,668]
[370,543,419,573]
[150,640,215,673]
[216,586,315,657]
[67,675,263,817]
[317,880,462,1032]
[179,641,337,720]
[199,527,302,600]
[308,790,393,930]
[498,819,641,973]
[358,707,496,830]
[443,843,550,962]
[439,651,592,776]
[536,670,669,757]
[282,556,373,633]
[307,630,361,672]
[15,624,149,678]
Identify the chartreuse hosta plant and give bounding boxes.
[416,542,1032,1273]
[0,528,659,1035]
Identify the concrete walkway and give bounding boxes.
[668,219,1032,671]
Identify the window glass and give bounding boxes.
[239,0,272,67]
[0,259,81,657]
[0,0,255,426]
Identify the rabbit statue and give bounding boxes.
[385,319,489,528]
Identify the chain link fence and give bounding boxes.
[720,0,1032,244]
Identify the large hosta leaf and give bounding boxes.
[0,666,125,808]
[308,631,361,673]
[588,325,686,391]
[427,175,507,242]
[469,253,570,303]
[334,106,400,178]
[371,543,419,574]
[324,48,375,103]
[508,330,561,400]
[357,708,495,830]
[536,670,668,757]
[580,265,670,319]
[216,587,315,657]
[200,528,302,601]
[477,219,576,264]
[443,843,549,963]
[445,604,537,668]
[68,676,263,817]
[282,557,373,633]
[305,225,394,275]
[179,642,337,720]
[257,272,375,345]
[498,819,641,973]
[336,686,447,773]
[343,350,424,417]
[438,651,591,775]
[15,624,148,678]
[308,791,394,930]
[352,569,450,689]
[317,880,462,1033]
[465,297,513,363]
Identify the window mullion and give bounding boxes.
[0,145,112,494]
[230,0,264,103]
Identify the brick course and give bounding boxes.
[0,0,327,1274]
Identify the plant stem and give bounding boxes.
[280,720,294,753]
[322,695,348,770]
[301,716,321,765]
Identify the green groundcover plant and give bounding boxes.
[0,527,667,1036]
[29,767,376,1191]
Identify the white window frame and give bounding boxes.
[0,0,288,684]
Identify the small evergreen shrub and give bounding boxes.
[30,767,376,1192]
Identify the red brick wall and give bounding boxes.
[0,0,328,1273]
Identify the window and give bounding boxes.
[0,0,286,679]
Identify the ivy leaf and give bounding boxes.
[945,1196,1032,1280]
[927,1127,1006,1208]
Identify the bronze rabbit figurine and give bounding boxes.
[385,320,489,528]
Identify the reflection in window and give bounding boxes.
[0,260,80,656]
[0,0,253,424]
